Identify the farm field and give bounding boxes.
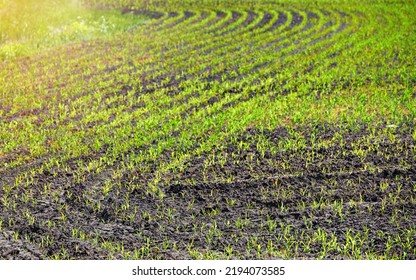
[0,0,415,259]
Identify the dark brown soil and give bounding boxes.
[1,122,415,259]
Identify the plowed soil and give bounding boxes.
[1,123,415,259]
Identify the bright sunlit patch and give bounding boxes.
[0,0,149,59]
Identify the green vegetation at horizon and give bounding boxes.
[0,0,149,59]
